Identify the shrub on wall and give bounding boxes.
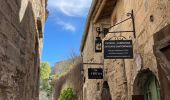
[59,87,76,100]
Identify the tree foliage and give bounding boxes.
[59,88,76,100]
[40,62,53,96]
[41,79,52,96]
[40,62,51,80]
[50,74,57,81]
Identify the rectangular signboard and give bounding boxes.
[104,40,133,59]
[88,68,103,79]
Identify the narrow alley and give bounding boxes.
[0,0,170,100]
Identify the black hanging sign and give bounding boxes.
[88,68,103,79]
[104,40,133,59]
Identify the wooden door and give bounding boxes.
[132,95,144,100]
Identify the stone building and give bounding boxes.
[81,0,170,100]
[0,0,47,100]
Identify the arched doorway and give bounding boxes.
[144,74,161,100]
[101,81,112,100]
[133,69,161,100]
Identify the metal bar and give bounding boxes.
[131,10,136,38]
[83,63,104,65]
[101,23,111,26]
[102,57,105,81]
[95,10,136,39]
[108,31,134,33]
[108,17,131,29]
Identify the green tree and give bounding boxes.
[40,62,52,96]
[50,74,57,81]
[40,62,51,80]
[41,79,52,92]
[59,88,76,100]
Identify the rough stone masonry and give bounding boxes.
[0,0,48,100]
[81,0,170,100]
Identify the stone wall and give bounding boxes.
[82,20,104,100]
[81,0,170,100]
[53,57,83,100]
[0,0,47,100]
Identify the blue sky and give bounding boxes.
[42,0,92,67]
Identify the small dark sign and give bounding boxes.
[104,40,133,59]
[88,68,103,79]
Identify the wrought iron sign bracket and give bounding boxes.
[96,10,136,38]
[83,63,104,65]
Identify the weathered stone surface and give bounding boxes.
[0,0,47,100]
[53,57,83,100]
[81,0,170,100]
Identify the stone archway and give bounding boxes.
[101,81,112,100]
[133,69,161,100]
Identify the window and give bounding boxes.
[37,18,43,38]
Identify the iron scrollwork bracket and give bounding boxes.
[96,10,136,39]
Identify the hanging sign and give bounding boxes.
[88,68,103,79]
[104,40,133,59]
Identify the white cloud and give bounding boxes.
[48,0,92,16]
[63,23,76,32]
[57,19,76,32]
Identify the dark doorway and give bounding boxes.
[133,69,161,100]
[132,95,144,100]
[101,81,112,100]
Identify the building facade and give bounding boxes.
[0,0,47,100]
[81,0,170,100]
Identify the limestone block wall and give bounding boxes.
[82,20,104,100]
[0,0,47,100]
[82,0,170,100]
[105,0,170,99]
[53,58,83,100]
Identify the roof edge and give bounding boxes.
[80,0,98,52]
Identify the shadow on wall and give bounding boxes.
[0,0,40,100]
[153,24,170,100]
